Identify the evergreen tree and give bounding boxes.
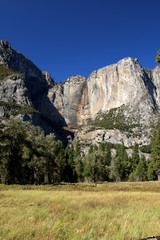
[105,147,112,166]
[99,142,112,165]
[0,120,30,184]
[93,145,98,151]
[0,119,66,185]
[25,124,46,184]
[64,144,76,182]
[74,139,81,159]
[148,126,160,180]
[135,155,147,181]
[82,162,92,182]
[52,140,66,183]
[109,172,116,182]
[74,156,83,181]
[114,144,130,181]
[156,50,160,63]
[99,142,105,151]
[82,150,110,182]
[131,143,140,171]
[88,145,94,154]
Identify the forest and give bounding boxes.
[0,119,160,185]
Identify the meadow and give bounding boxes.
[0,182,160,240]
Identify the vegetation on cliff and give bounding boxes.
[0,65,21,80]
[91,107,138,132]
[0,100,38,116]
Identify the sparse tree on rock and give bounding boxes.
[156,50,160,63]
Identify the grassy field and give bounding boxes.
[0,182,160,240]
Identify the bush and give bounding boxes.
[0,65,20,80]
[0,100,38,116]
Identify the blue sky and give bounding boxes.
[1,0,160,82]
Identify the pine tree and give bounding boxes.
[148,126,160,180]
[135,155,147,181]
[74,156,83,181]
[43,133,57,184]
[0,119,66,185]
[64,144,76,182]
[25,124,46,184]
[74,139,81,159]
[82,150,110,182]
[156,50,160,63]
[99,142,105,151]
[0,120,30,184]
[132,143,140,171]
[99,142,112,166]
[114,144,130,181]
[53,140,66,183]
[88,145,94,154]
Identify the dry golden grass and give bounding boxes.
[0,182,160,239]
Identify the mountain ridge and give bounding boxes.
[0,40,160,147]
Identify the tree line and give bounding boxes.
[0,119,160,184]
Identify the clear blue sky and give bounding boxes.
[0,0,160,82]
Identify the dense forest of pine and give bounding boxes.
[0,119,160,185]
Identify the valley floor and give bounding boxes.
[0,182,160,240]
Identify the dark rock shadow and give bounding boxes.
[143,69,157,110]
[25,77,74,145]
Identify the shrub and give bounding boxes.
[0,100,38,116]
[0,65,20,80]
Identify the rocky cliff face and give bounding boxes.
[0,40,160,147]
[48,57,160,147]
[48,75,91,128]
[88,57,158,124]
[0,40,60,135]
[0,40,47,85]
[57,58,160,126]
[48,57,160,145]
[0,74,30,105]
[49,57,160,128]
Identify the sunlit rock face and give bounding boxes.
[48,57,160,146]
[48,75,91,128]
[88,58,159,124]
[50,57,160,128]
[1,40,160,146]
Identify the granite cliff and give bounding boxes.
[0,40,65,136]
[0,40,160,147]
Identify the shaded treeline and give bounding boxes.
[0,119,159,184]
